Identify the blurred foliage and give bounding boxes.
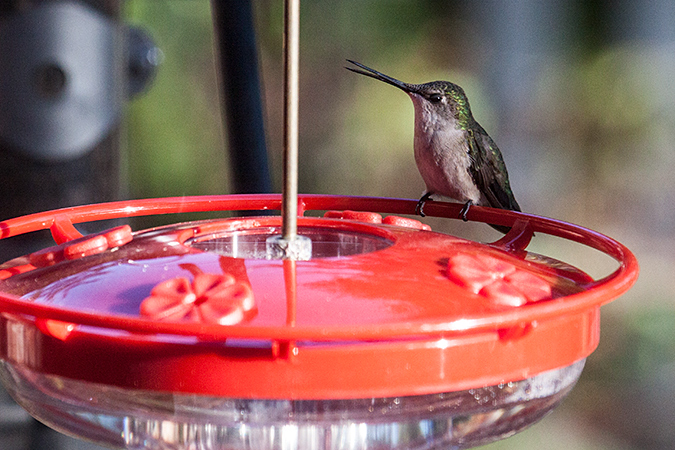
[125,0,226,199]
[122,1,674,450]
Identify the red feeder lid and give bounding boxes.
[0,195,638,399]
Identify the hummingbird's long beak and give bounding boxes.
[346,60,415,94]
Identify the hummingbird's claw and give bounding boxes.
[459,200,473,222]
[415,201,426,217]
[416,192,433,217]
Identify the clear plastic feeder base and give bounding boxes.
[0,359,584,450]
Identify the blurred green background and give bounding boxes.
[122,1,672,449]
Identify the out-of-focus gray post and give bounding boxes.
[0,0,126,261]
[468,0,572,209]
[0,1,156,449]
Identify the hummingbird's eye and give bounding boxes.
[428,93,443,103]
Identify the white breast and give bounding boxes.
[410,96,481,203]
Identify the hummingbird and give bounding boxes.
[346,60,520,233]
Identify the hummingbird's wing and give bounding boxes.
[467,127,521,212]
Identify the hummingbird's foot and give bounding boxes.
[415,192,434,217]
[459,200,473,222]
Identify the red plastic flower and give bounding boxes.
[140,272,255,325]
[447,252,551,306]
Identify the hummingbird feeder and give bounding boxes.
[0,1,637,449]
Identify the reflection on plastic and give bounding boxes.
[0,359,584,450]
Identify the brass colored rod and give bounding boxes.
[282,0,300,240]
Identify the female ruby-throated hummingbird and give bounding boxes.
[346,60,520,232]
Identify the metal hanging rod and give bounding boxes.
[282,0,300,241]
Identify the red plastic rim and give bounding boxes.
[0,195,639,398]
[0,194,638,341]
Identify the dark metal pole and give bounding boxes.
[211,0,272,194]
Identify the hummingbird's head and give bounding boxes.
[346,60,474,129]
